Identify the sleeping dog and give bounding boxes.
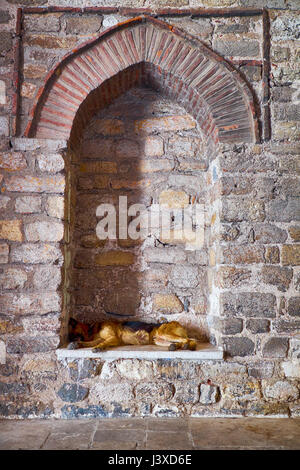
[68,318,198,352]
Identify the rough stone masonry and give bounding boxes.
[0,0,299,419]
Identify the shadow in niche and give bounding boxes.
[66,83,210,344]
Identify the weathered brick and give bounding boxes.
[0,268,27,290]
[260,266,293,292]
[21,82,37,99]
[223,337,255,357]
[159,190,189,209]
[24,220,64,242]
[46,196,64,219]
[57,383,89,403]
[134,115,196,134]
[23,13,61,32]
[263,381,299,402]
[153,294,184,313]
[143,247,186,264]
[221,292,276,318]
[24,34,78,49]
[144,136,164,156]
[5,175,65,193]
[0,220,23,242]
[65,15,102,34]
[11,243,63,265]
[0,152,27,171]
[23,63,48,79]
[79,161,116,174]
[170,265,199,288]
[222,199,265,222]
[289,226,300,242]
[262,337,289,358]
[217,266,251,288]
[15,196,42,214]
[282,245,300,265]
[94,251,135,266]
[0,292,60,315]
[246,319,270,334]
[265,246,280,264]
[288,297,300,317]
[221,245,265,264]
[37,154,64,173]
[213,39,260,58]
[6,336,59,354]
[33,266,61,290]
[253,223,287,244]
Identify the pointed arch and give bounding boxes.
[25,16,259,147]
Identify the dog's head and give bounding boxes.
[68,318,91,342]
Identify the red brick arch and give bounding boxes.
[25,16,259,146]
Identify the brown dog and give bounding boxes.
[68,318,198,352]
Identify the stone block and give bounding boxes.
[46,196,64,219]
[288,297,300,317]
[0,268,27,290]
[0,220,23,242]
[213,40,260,58]
[0,152,27,171]
[262,337,289,358]
[24,220,64,242]
[170,265,198,288]
[289,226,300,242]
[246,319,270,334]
[159,189,189,209]
[0,292,60,315]
[21,82,37,99]
[222,198,265,222]
[144,136,164,156]
[15,196,42,214]
[37,154,64,173]
[223,337,255,357]
[116,360,154,381]
[174,381,199,404]
[153,294,184,313]
[282,245,300,265]
[65,14,102,34]
[33,266,61,290]
[221,292,276,318]
[134,115,196,134]
[135,382,174,402]
[5,175,65,193]
[221,245,265,265]
[263,381,299,402]
[253,223,287,244]
[24,34,77,49]
[89,381,133,403]
[57,383,89,403]
[143,247,186,264]
[224,381,261,401]
[199,384,220,404]
[260,266,293,292]
[23,63,48,79]
[282,360,300,378]
[6,336,59,354]
[11,243,63,265]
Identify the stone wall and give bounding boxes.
[0,0,299,419]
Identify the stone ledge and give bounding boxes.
[56,343,224,361]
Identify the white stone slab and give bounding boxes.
[56,343,223,361]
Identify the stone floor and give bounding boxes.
[0,417,300,450]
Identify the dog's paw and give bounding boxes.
[92,347,103,353]
[182,343,190,350]
[67,341,79,350]
[168,343,177,351]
